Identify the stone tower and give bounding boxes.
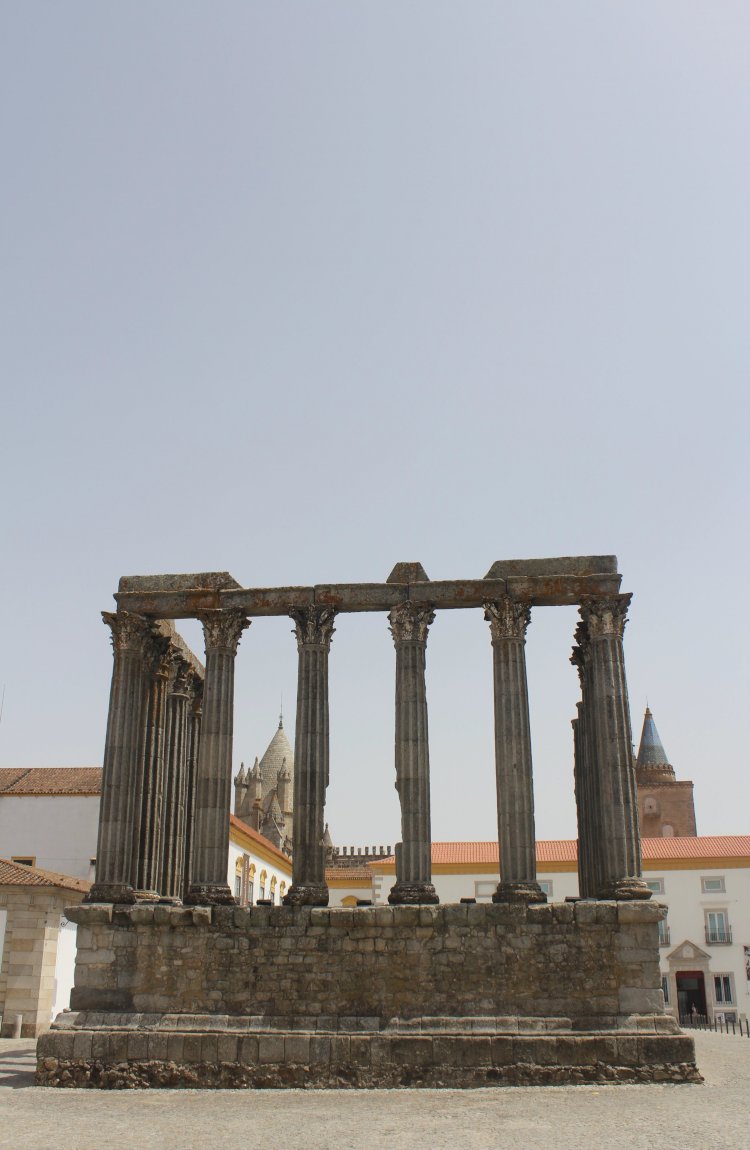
[233,715,295,852]
[635,707,697,837]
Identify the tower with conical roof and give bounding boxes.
[233,714,296,854]
[635,707,697,837]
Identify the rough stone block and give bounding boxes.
[258,1034,285,1064]
[239,1035,260,1064]
[390,1037,433,1067]
[285,1034,310,1064]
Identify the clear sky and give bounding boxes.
[1,4,748,848]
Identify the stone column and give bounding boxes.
[185,610,249,905]
[161,657,192,902]
[182,674,203,900]
[85,610,151,904]
[578,596,650,900]
[284,606,336,907]
[388,602,439,905]
[133,634,172,899]
[484,597,545,903]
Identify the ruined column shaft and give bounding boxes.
[182,685,202,900]
[160,663,192,902]
[86,611,150,903]
[485,598,544,903]
[388,603,438,905]
[284,607,336,907]
[134,642,171,898]
[185,611,249,906]
[579,597,650,900]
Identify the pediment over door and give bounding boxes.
[667,939,710,964]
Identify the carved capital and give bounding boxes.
[580,594,632,640]
[169,656,193,696]
[198,609,250,655]
[484,596,530,642]
[388,602,435,645]
[102,610,151,655]
[144,632,173,679]
[290,605,336,651]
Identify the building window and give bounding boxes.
[259,885,265,901]
[235,874,243,898]
[705,910,732,945]
[11,856,35,867]
[701,876,726,893]
[714,974,734,1005]
[247,880,254,905]
[658,917,670,946]
[661,975,670,1004]
[538,880,553,898]
[474,881,497,902]
[646,878,664,895]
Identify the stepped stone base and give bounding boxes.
[36,900,699,1089]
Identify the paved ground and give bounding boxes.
[1,1030,748,1150]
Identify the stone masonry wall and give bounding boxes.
[68,900,666,1023]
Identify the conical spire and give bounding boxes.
[636,707,675,778]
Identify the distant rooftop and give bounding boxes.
[0,767,102,796]
[0,857,92,893]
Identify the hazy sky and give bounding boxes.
[1,4,748,848]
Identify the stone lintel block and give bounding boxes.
[65,904,113,926]
[118,572,241,594]
[485,555,618,580]
[223,586,315,615]
[315,584,406,611]
[409,580,503,608]
[505,573,622,606]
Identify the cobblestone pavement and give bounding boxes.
[1,1030,748,1150]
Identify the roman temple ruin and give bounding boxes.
[37,557,699,1087]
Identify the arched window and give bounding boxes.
[259,869,268,901]
[247,863,256,905]
[234,858,243,900]
[270,875,278,905]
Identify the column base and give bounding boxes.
[83,883,135,905]
[134,890,161,903]
[597,877,653,901]
[388,882,439,905]
[492,881,547,904]
[283,883,329,907]
[184,883,236,906]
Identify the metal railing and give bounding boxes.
[680,1013,749,1037]
[705,928,733,945]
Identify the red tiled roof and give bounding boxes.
[229,814,291,867]
[370,836,750,867]
[326,867,374,883]
[0,858,92,893]
[0,768,102,796]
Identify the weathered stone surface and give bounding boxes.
[485,556,618,579]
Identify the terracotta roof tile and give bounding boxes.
[0,768,102,796]
[229,814,291,866]
[0,858,92,893]
[325,867,374,883]
[370,836,750,867]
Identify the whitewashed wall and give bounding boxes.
[0,795,99,879]
[51,915,78,1021]
[227,837,292,906]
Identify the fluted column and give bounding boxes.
[388,602,439,905]
[284,606,336,907]
[185,610,249,905]
[161,657,192,902]
[86,611,151,903]
[182,674,203,900]
[133,634,172,898]
[484,597,545,903]
[578,596,650,900]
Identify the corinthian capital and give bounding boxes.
[388,602,435,645]
[579,594,632,640]
[198,609,250,655]
[102,610,151,654]
[290,605,336,651]
[483,596,530,642]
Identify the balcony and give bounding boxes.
[705,928,733,945]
